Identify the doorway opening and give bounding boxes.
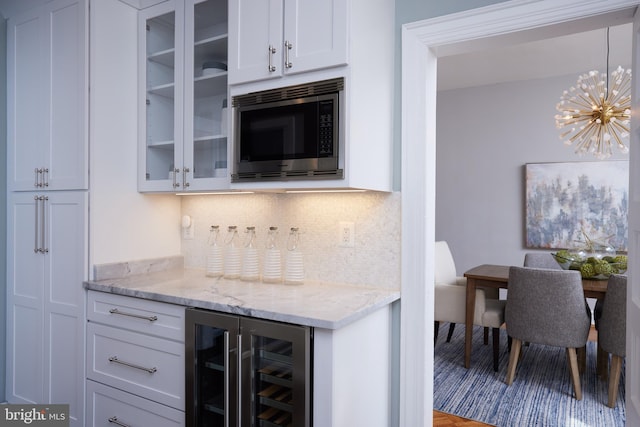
[400,1,639,426]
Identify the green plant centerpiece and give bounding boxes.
[552,249,627,279]
[551,230,627,279]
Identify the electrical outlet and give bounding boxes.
[338,221,355,247]
[182,215,195,240]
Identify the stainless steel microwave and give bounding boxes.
[231,78,344,182]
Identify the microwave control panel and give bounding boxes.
[318,99,334,156]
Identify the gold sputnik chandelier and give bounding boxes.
[555,28,631,160]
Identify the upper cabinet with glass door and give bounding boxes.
[139,0,229,192]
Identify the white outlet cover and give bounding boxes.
[338,221,355,247]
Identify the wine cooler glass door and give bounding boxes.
[186,309,239,427]
[240,319,311,427]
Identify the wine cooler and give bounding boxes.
[185,308,312,427]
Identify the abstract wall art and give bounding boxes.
[525,161,629,250]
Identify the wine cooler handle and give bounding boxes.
[224,331,230,427]
[108,416,130,427]
[237,334,242,427]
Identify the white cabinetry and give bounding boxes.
[228,0,347,85]
[313,304,395,427]
[6,191,87,427]
[5,2,88,425]
[138,0,230,192]
[86,291,186,426]
[7,0,88,191]
[228,0,394,191]
[87,381,184,427]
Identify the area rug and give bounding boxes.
[433,323,625,426]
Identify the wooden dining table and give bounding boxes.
[462,264,608,369]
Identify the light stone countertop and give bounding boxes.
[84,266,400,330]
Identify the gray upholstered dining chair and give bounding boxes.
[523,252,561,269]
[505,266,591,400]
[434,241,505,371]
[597,274,626,408]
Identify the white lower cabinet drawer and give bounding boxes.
[88,291,185,342]
[87,380,184,426]
[87,322,185,410]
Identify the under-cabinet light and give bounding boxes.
[284,189,367,194]
[175,191,255,196]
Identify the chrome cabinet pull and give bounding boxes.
[268,45,276,72]
[34,196,39,253]
[108,308,158,322]
[284,40,292,68]
[108,416,130,427]
[41,196,48,253]
[34,168,49,187]
[172,168,180,188]
[34,196,47,254]
[108,356,157,374]
[183,167,190,188]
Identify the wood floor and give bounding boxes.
[433,410,495,427]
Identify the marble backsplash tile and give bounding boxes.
[180,192,401,289]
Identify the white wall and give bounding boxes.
[89,0,181,275]
[436,73,629,274]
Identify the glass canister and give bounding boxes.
[284,227,304,285]
[241,226,260,281]
[205,225,223,277]
[262,226,282,283]
[223,226,241,279]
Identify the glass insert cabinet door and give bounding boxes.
[140,0,228,192]
[187,0,229,184]
[186,309,311,427]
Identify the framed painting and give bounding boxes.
[525,161,629,250]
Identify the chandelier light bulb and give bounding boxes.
[555,66,631,159]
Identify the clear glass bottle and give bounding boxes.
[284,227,304,285]
[223,226,241,279]
[205,225,223,277]
[241,226,260,281]
[262,226,282,283]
